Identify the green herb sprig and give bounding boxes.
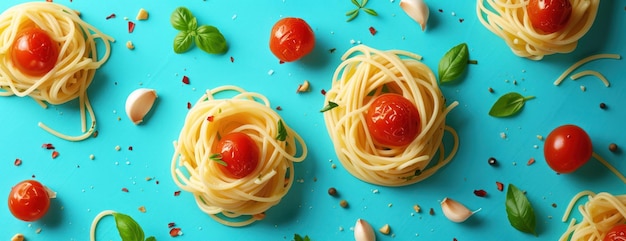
[276,120,288,141]
[505,184,537,236]
[346,0,378,22]
[294,234,311,241]
[489,92,535,117]
[320,101,339,112]
[170,7,228,54]
[438,43,470,84]
[210,153,227,166]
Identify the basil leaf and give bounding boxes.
[112,213,145,241]
[361,0,369,7]
[438,43,469,84]
[320,101,339,112]
[346,11,359,22]
[145,237,156,241]
[276,120,288,141]
[173,31,193,53]
[351,0,360,7]
[505,184,537,236]
[363,8,378,16]
[489,92,534,117]
[195,25,228,54]
[294,234,311,241]
[346,9,359,16]
[210,153,227,166]
[171,7,194,31]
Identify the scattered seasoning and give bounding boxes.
[609,143,619,152]
[11,233,25,241]
[527,158,535,166]
[169,227,182,237]
[187,102,192,109]
[339,199,349,208]
[128,146,133,151]
[174,190,181,196]
[14,158,22,166]
[106,13,116,20]
[600,102,607,109]
[488,157,497,166]
[321,89,327,95]
[488,87,494,93]
[128,21,136,33]
[121,187,129,192]
[329,48,336,53]
[369,26,377,35]
[125,41,135,50]
[297,80,311,93]
[182,76,190,84]
[429,208,435,215]
[93,131,99,138]
[328,187,338,196]
[168,222,176,228]
[379,224,391,235]
[474,189,487,197]
[459,18,465,23]
[551,203,557,208]
[275,106,282,111]
[496,181,504,191]
[468,60,478,65]
[42,143,55,149]
[115,145,121,151]
[438,9,443,12]
[52,151,60,159]
[207,116,214,122]
[136,8,149,20]
[138,206,146,213]
[230,56,234,63]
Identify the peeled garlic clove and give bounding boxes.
[441,197,480,222]
[125,88,158,125]
[400,0,430,31]
[354,219,376,241]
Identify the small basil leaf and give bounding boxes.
[489,92,534,117]
[195,25,228,54]
[361,0,369,7]
[363,8,378,16]
[438,43,469,84]
[112,213,145,241]
[346,9,359,16]
[187,17,198,32]
[170,7,194,31]
[351,0,360,7]
[276,120,288,141]
[346,11,359,22]
[173,31,193,53]
[320,101,339,112]
[505,184,537,236]
[145,237,156,241]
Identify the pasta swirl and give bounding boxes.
[323,45,458,187]
[560,191,626,241]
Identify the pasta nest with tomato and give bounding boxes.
[322,45,459,187]
[171,85,307,227]
[0,1,113,104]
[476,0,600,60]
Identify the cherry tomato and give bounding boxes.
[365,93,421,147]
[603,224,626,241]
[269,17,315,62]
[216,132,260,178]
[11,27,59,76]
[544,124,593,173]
[527,0,572,34]
[8,180,51,222]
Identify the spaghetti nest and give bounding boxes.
[171,86,307,227]
[560,191,626,241]
[0,2,113,141]
[476,0,599,60]
[323,45,459,187]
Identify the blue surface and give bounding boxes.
[1,0,625,240]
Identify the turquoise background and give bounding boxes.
[1,0,625,240]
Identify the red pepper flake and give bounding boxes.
[527,157,535,166]
[321,89,327,95]
[46,0,52,2]
[230,56,234,63]
[187,102,192,109]
[275,106,282,111]
[453,239,458,241]
[93,130,99,138]
[496,181,504,192]
[174,190,181,196]
[207,116,214,122]
[42,143,55,149]
[14,158,22,166]
[128,21,136,33]
[51,151,59,159]
[121,187,129,192]
[369,26,377,36]
[182,76,190,84]
[279,60,285,64]
[169,227,182,237]
[168,222,176,228]
[473,189,487,197]
[106,13,116,20]
[128,146,133,151]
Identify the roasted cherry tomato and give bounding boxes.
[527,0,572,34]
[216,132,260,178]
[544,124,593,173]
[269,17,315,62]
[603,224,626,241]
[365,93,421,147]
[8,180,51,222]
[11,27,59,76]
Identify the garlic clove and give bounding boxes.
[125,88,158,125]
[400,0,430,31]
[354,219,376,241]
[44,185,57,199]
[440,197,480,223]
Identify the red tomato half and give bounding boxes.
[365,93,421,147]
[544,124,593,173]
[604,224,626,241]
[269,17,315,62]
[11,27,59,76]
[527,0,572,34]
[8,180,51,222]
[216,132,260,178]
